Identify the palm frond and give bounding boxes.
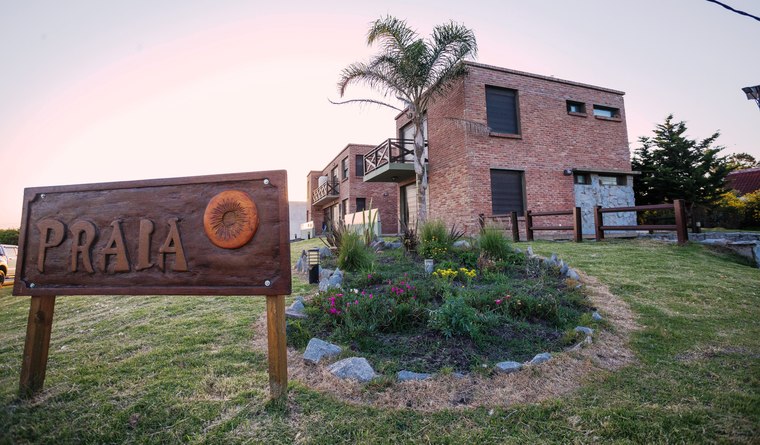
[328,98,402,112]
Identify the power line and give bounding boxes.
[705,0,760,22]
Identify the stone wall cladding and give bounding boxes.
[306,144,400,235]
[574,174,636,234]
[396,62,634,234]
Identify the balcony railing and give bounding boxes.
[364,139,423,176]
[312,180,339,205]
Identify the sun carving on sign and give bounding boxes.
[203,190,259,249]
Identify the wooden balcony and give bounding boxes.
[363,138,425,183]
[312,181,339,206]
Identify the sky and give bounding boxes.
[1,0,758,229]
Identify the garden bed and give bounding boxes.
[287,224,602,375]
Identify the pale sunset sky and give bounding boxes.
[1,0,758,229]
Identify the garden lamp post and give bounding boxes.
[742,85,760,110]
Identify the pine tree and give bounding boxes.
[632,114,731,220]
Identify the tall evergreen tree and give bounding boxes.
[632,114,731,219]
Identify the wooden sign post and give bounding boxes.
[13,171,291,400]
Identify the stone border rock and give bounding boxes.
[251,255,639,411]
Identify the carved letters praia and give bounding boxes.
[36,217,188,274]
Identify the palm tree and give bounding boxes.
[334,16,477,224]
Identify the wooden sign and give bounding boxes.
[13,171,290,400]
[14,171,291,296]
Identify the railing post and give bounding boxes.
[525,210,534,242]
[674,199,688,245]
[573,207,583,243]
[594,206,604,241]
[510,211,520,242]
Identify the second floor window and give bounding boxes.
[355,155,364,177]
[342,158,349,180]
[486,86,519,134]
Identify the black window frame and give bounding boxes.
[356,197,366,213]
[341,157,349,181]
[486,86,520,135]
[355,155,364,177]
[592,105,620,119]
[566,100,586,115]
[490,169,526,215]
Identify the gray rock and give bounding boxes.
[559,260,569,276]
[328,268,343,288]
[303,338,342,364]
[318,278,329,292]
[327,357,377,382]
[285,299,307,319]
[294,255,306,273]
[319,246,333,258]
[575,326,594,336]
[319,268,333,281]
[529,352,552,365]
[453,240,471,249]
[592,311,603,321]
[397,370,432,381]
[494,361,523,374]
[514,247,522,254]
[526,246,535,257]
[386,241,402,249]
[566,269,580,281]
[569,335,593,351]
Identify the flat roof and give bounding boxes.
[465,61,626,96]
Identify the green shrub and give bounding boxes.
[337,231,374,271]
[428,296,480,338]
[285,320,311,349]
[507,294,560,325]
[478,227,511,261]
[419,220,450,260]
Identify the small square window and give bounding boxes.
[593,105,620,119]
[599,175,627,186]
[567,100,586,114]
[573,174,591,185]
[356,198,366,212]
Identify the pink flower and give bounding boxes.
[367,274,372,279]
[495,299,502,305]
[336,293,343,297]
[369,294,373,299]
[329,308,337,314]
[354,300,359,305]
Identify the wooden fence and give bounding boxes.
[479,199,689,245]
[595,199,688,245]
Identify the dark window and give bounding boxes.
[490,169,525,214]
[599,175,627,186]
[331,167,339,193]
[356,198,366,212]
[486,86,519,134]
[593,105,620,118]
[355,155,364,177]
[567,100,586,114]
[341,158,348,180]
[574,174,591,185]
[341,199,348,217]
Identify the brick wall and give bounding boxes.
[396,62,633,234]
[306,144,399,235]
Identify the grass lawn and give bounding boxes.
[1,239,758,443]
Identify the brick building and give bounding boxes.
[303,144,399,237]
[362,62,637,235]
